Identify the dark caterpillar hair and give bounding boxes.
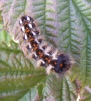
[19,15,71,74]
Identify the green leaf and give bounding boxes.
[0,24,11,43]
[43,74,77,101]
[0,11,3,24]
[80,86,91,101]
[0,0,91,100]
[0,41,46,101]
[18,74,78,101]
[18,85,43,101]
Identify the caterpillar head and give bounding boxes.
[19,15,34,25]
[53,54,71,74]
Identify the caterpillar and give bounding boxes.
[19,15,71,74]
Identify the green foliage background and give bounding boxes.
[0,0,91,101]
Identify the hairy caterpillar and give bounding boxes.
[19,15,71,74]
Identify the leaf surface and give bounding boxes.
[0,0,91,100]
[0,41,46,101]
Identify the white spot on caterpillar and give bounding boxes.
[39,42,48,50]
[27,52,37,59]
[28,43,32,49]
[19,19,22,25]
[44,46,52,56]
[24,34,27,40]
[27,16,30,21]
[28,24,32,28]
[36,59,45,68]
[52,50,58,59]
[32,31,36,36]
[39,47,44,51]
[35,39,40,44]
[33,52,37,58]
[21,26,25,32]
[46,65,53,75]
